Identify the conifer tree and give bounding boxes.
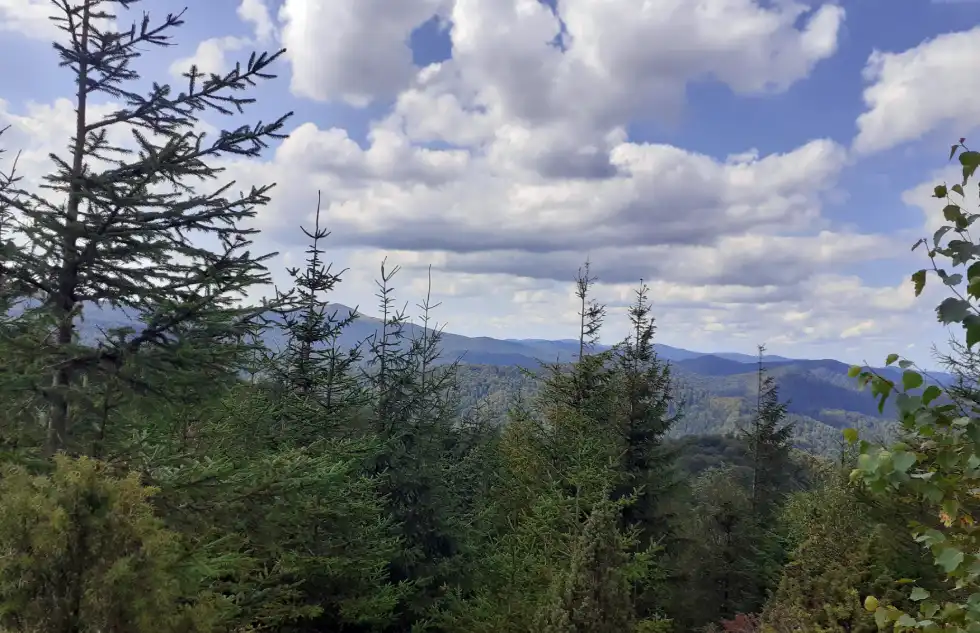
[538,261,618,428]
[265,192,366,438]
[742,345,794,516]
[535,498,638,633]
[612,281,679,620]
[671,465,759,630]
[0,128,21,306]
[614,282,677,525]
[0,0,292,455]
[360,261,468,626]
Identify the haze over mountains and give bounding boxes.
[66,299,954,456]
[73,300,921,374]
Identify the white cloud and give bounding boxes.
[279,0,448,105]
[3,0,961,368]
[854,26,980,154]
[279,0,843,119]
[169,35,251,79]
[0,0,119,42]
[238,0,276,43]
[0,0,59,41]
[244,121,849,255]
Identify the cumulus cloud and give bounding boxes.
[1,0,960,366]
[246,123,849,256]
[0,0,61,41]
[279,0,449,105]
[238,0,276,43]
[854,26,980,154]
[279,0,843,120]
[169,0,281,80]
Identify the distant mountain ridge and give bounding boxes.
[64,301,953,382]
[26,300,958,455]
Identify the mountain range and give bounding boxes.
[63,301,956,454]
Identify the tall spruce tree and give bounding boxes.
[535,497,639,633]
[612,281,679,620]
[742,345,794,516]
[265,191,366,435]
[614,282,677,522]
[0,0,291,455]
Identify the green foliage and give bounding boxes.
[0,0,290,456]
[534,498,644,633]
[0,455,205,633]
[844,139,980,633]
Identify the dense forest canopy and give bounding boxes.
[0,2,979,633]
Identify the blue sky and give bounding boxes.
[2,0,980,368]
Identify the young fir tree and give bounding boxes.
[670,462,779,632]
[0,0,291,456]
[742,344,794,516]
[612,281,679,620]
[359,261,468,626]
[534,497,640,633]
[762,462,943,633]
[0,455,201,633]
[265,191,366,438]
[614,281,677,527]
[0,127,20,306]
[537,260,619,436]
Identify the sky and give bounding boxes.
[2,0,980,369]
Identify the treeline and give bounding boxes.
[0,3,978,633]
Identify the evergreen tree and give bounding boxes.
[0,0,291,456]
[674,465,759,627]
[742,345,795,516]
[763,463,943,633]
[611,281,679,621]
[0,455,205,633]
[0,127,21,305]
[359,260,470,627]
[265,192,367,439]
[535,498,639,633]
[613,281,678,531]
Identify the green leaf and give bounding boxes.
[897,614,917,628]
[922,385,942,405]
[945,273,964,286]
[893,451,917,473]
[903,370,924,390]
[848,365,862,378]
[934,226,953,246]
[936,546,965,573]
[936,184,949,198]
[843,427,859,443]
[944,204,963,221]
[886,353,899,366]
[910,587,930,602]
[875,607,889,630]
[937,297,972,324]
[953,183,965,196]
[968,320,980,350]
[913,270,927,297]
[968,261,980,281]
[960,150,980,167]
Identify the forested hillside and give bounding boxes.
[1,3,980,633]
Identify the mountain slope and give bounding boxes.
[58,301,947,455]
